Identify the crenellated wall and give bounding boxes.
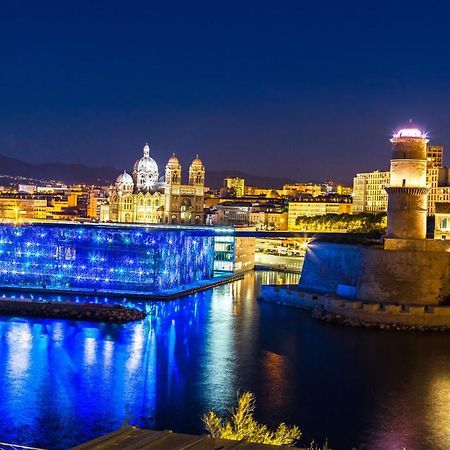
[259,286,450,328]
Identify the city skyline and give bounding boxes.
[3,3,450,450]
[2,1,450,181]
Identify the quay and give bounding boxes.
[0,298,146,323]
[259,285,450,330]
[0,272,245,300]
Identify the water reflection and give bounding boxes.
[0,272,449,450]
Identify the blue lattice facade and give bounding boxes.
[0,223,215,295]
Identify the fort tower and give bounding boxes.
[385,126,429,239]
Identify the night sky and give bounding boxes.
[1,1,450,183]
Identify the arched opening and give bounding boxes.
[180,198,192,223]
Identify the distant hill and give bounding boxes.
[205,170,295,189]
[0,154,118,185]
[0,153,297,188]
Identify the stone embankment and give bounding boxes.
[0,299,146,323]
[311,306,450,331]
[259,285,450,331]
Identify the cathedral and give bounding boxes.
[101,144,205,224]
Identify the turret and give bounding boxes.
[189,155,205,186]
[385,126,429,239]
[165,153,181,185]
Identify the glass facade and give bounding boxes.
[0,223,215,295]
[214,235,235,272]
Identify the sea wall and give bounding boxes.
[259,286,450,329]
[299,242,450,305]
[298,243,365,295]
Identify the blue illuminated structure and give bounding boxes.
[0,223,216,295]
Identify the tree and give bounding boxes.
[202,391,301,446]
[294,213,387,233]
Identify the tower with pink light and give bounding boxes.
[385,125,429,240]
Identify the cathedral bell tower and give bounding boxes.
[164,154,182,224]
[189,155,205,185]
[385,126,429,240]
[165,154,181,185]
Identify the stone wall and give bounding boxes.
[384,237,450,252]
[298,242,365,294]
[260,285,450,328]
[299,241,450,305]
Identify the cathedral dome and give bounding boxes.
[167,153,180,166]
[133,144,159,178]
[116,170,133,184]
[190,154,203,167]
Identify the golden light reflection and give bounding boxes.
[427,376,450,445]
[261,350,288,409]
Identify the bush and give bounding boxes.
[294,213,387,233]
[201,391,333,448]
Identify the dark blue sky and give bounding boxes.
[1,0,450,182]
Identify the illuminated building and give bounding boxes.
[282,183,326,197]
[385,126,429,239]
[249,205,288,230]
[244,186,283,197]
[206,201,287,229]
[206,202,252,227]
[434,203,450,239]
[214,235,255,273]
[0,185,97,222]
[18,184,37,194]
[105,144,205,225]
[427,145,444,168]
[353,144,446,215]
[287,197,353,231]
[87,187,109,219]
[0,222,215,295]
[224,177,245,197]
[335,185,353,195]
[352,171,390,214]
[0,195,47,221]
